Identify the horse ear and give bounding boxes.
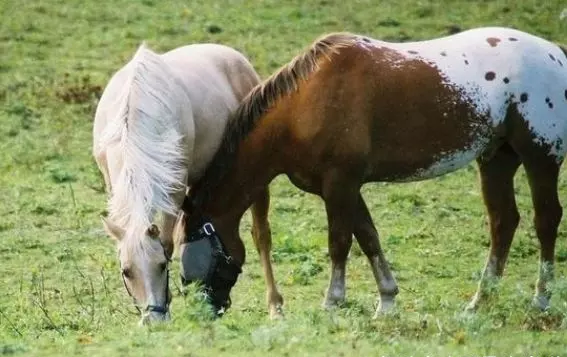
[101,217,125,241]
[147,224,160,239]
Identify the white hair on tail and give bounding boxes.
[100,43,188,245]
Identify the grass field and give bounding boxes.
[2,0,567,356]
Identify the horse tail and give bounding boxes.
[106,43,188,230]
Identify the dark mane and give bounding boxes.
[188,32,359,209]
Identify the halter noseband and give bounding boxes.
[121,249,172,316]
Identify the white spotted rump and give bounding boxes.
[358,27,567,179]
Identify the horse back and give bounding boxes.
[160,44,261,182]
[283,28,567,182]
[162,44,259,102]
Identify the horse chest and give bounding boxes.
[286,172,321,194]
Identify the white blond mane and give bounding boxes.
[100,43,188,252]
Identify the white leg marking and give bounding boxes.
[484,255,499,278]
[369,255,398,315]
[466,255,500,311]
[532,260,554,310]
[324,265,345,308]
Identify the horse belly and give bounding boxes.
[369,141,484,183]
[397,148,479,182]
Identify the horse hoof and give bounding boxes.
[322,301,336,310]
[374,297,396,317]
[322,298,343,310]
[531,295,550,311]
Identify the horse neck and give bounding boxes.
[203,110,284,261]
[212,129,280,218]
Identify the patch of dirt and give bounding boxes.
[522,311,565,331]
[55,74,102,104]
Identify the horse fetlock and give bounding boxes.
[267,291,284,316]
[379,279,399,297]
[466,276,502,312]
[476,268,501,292]
[269,303,285,320]
[537,261,554,284]
[267,290,283,305]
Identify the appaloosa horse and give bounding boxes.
[183,27,567,317]
[93,42,276,323]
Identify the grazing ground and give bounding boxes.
[1,0,567,356]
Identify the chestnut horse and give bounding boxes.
[93,42,273,324]
[183,27,567,317]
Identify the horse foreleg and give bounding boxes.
[251,187,283,319]
[353,193,398,316]
[321,170,359,308]
[467,145,521,311]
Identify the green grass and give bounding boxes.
[2,0,567,355]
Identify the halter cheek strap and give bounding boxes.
[121,251,171,316]
[144,263,170,315]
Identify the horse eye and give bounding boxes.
[121,267,133,279]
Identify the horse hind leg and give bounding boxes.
[467,144,521,311]
[352,193,398,317]
[250,187,284,319]
[516,149,563,310]
[503,103,564,310]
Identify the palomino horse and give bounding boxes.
[92,42,274,323]
[183,27,567,318]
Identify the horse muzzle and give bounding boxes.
[139,308,170,325]
[180,221,241,317]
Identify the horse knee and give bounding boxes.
[509,209,520,228]
[493,209,520,233]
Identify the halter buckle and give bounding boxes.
[202,222,215,236]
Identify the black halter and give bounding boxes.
[121,249,172,315]
[181,219,242,315]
